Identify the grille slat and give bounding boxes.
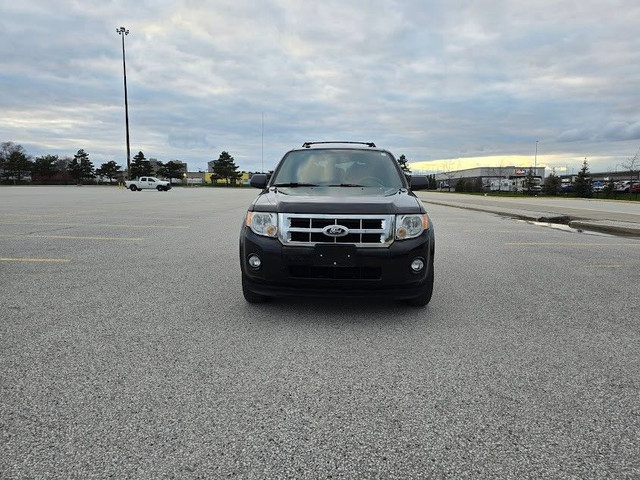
[280,214,394,247]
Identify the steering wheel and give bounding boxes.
[359,176,385,187]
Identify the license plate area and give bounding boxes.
[315,244,357,267]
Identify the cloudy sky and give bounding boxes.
[1,0,639,175]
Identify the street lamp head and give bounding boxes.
[116,27,129,35]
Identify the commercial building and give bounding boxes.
[432,166,546,191]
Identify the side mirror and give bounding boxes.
[250,173,268,189]
[410,175,429,191]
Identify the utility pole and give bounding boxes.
[117,27,131,179]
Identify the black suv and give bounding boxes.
[239,142,435,306]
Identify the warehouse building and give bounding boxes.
[432,166,546,191]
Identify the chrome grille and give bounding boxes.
[279,214,394,247]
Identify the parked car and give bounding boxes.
[631,183,640,194]
[239,141,435,306]
[616,181,631,193]
[560,183,574,193]
[124,176,171,191]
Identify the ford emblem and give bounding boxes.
[322,224,349,237]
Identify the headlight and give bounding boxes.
[395,214,428,240]
[246,212,278,237]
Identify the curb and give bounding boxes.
[423,199,640,238]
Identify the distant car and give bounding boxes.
[616,181,631,193]
[631,183,640,194]
[124,176,171,192]
[592,181,604,192]
[560,183,574,193]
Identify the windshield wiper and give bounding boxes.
[326,183,365,187]
[273,182,318,187]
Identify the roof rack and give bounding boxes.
[302,141,376,148]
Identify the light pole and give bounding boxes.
[534,140,538,174]
[116,27,131,179]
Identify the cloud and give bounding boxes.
[1,0,639,173]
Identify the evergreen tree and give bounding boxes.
[212,151,241,185]
[397,154,411,173]
[1,142,33,182]
[166,161,187,182]
[523,168,536,195]
[96,161,122,183]
[129,151,153,178]
[156,160,185,184]
[32,154,60,180]
[543,170,561,195]
[68,149,95,183]
[574,158,592,198]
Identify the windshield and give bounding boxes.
[271,149,404,189]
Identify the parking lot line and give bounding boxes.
[583,264,622,268]
[0,221,187,229]
[0,257,71,263]
[0,234,143,241]
[504,242,640,246]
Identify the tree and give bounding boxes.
[129,151,153,178]
[574,158,592,198]
[32,154,60,181]
[621,146,639,195]
[543,170,561,196]
[68,149,95,183]
[156,160,185,183]
[523,168,536,195]
[55,157,71,174]
[1,142,32,182]
[603,178,616,198]
[95,161,122,183]
[488,162,508,193]
[397,154,411,173]
[439,160,460,192]
[211,151,241,185]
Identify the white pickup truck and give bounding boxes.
[124,176,171,191]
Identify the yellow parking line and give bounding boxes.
[31,235,143,241]
[0,221,187,229]
[0,234,142,241]
[103,224,188,229]
[0,257,71,263]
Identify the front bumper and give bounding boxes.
[240,227,434,299]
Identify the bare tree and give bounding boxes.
[621,146,639,193]
[440,160,460,191]
[488,161,508,192]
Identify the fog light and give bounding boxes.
[410,257,425,273]
[248,254,262,269]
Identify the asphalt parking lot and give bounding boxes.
[2,186,639,479]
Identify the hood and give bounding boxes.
[250,186,425,214]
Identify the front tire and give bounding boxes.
[406,257,434,307]
[129,185,137,191]
[157,185,163,191]
[242,273,269,303]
